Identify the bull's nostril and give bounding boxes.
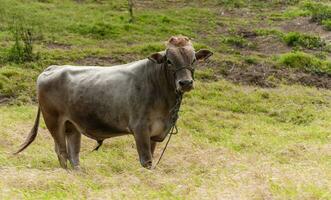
[179,80,193,87]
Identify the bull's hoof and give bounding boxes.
[142,160,152,169]
[57,155,68,169]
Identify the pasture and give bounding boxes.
[0,0,330,199]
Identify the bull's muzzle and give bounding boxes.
[178,79,194,92]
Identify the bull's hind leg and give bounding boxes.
[42,111,68,169]
[65,122,81,170]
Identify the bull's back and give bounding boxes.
[37,65,139,137]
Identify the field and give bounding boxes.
[0,0,331,199]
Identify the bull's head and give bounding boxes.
[148,36,213,93]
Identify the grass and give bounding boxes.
[0,80,331,199]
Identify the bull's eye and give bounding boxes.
[167,60,172,65]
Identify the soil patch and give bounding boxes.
[279,17,331,42]
[222,64,331,89]
[45,42,72,50]
[75,56,120,66]
[75,54,144,66]
[201,60,331,89]
[252,36,291,55]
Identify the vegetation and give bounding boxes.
[0,0,331,199]
[6,25,39,64]
[322,19,331,31]
[278,51,331,74]
[282,32,325,50]
[303,1,331,24]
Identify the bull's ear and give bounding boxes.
[195,49,213,60]
[148,53,165,64]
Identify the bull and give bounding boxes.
[15,36,213,169]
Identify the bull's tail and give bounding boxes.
[14,106,41,154]
[92,140,104,151]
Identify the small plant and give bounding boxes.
[7,25,38,63]
[283,32,325,50]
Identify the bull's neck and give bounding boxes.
[144,60,177,107]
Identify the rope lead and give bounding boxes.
[153,92,183,169]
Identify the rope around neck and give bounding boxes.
[153,92,183,169]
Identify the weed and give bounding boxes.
[278,51,331,75]
[6,25,38,64]
[283,32,325,50]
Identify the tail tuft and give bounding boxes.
[92,140,104,151]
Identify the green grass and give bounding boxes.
[1,80,330,199]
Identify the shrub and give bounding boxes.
[278,51,331,75]
[302,1,331,24]
[322,19,331,31]
[6,25,38,64]
[283,32,325,50]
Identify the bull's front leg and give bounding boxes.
[151,140,157,157]
[133,125,153,169]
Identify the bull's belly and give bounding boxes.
[69,119,131,140]
[82,130,131,141]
